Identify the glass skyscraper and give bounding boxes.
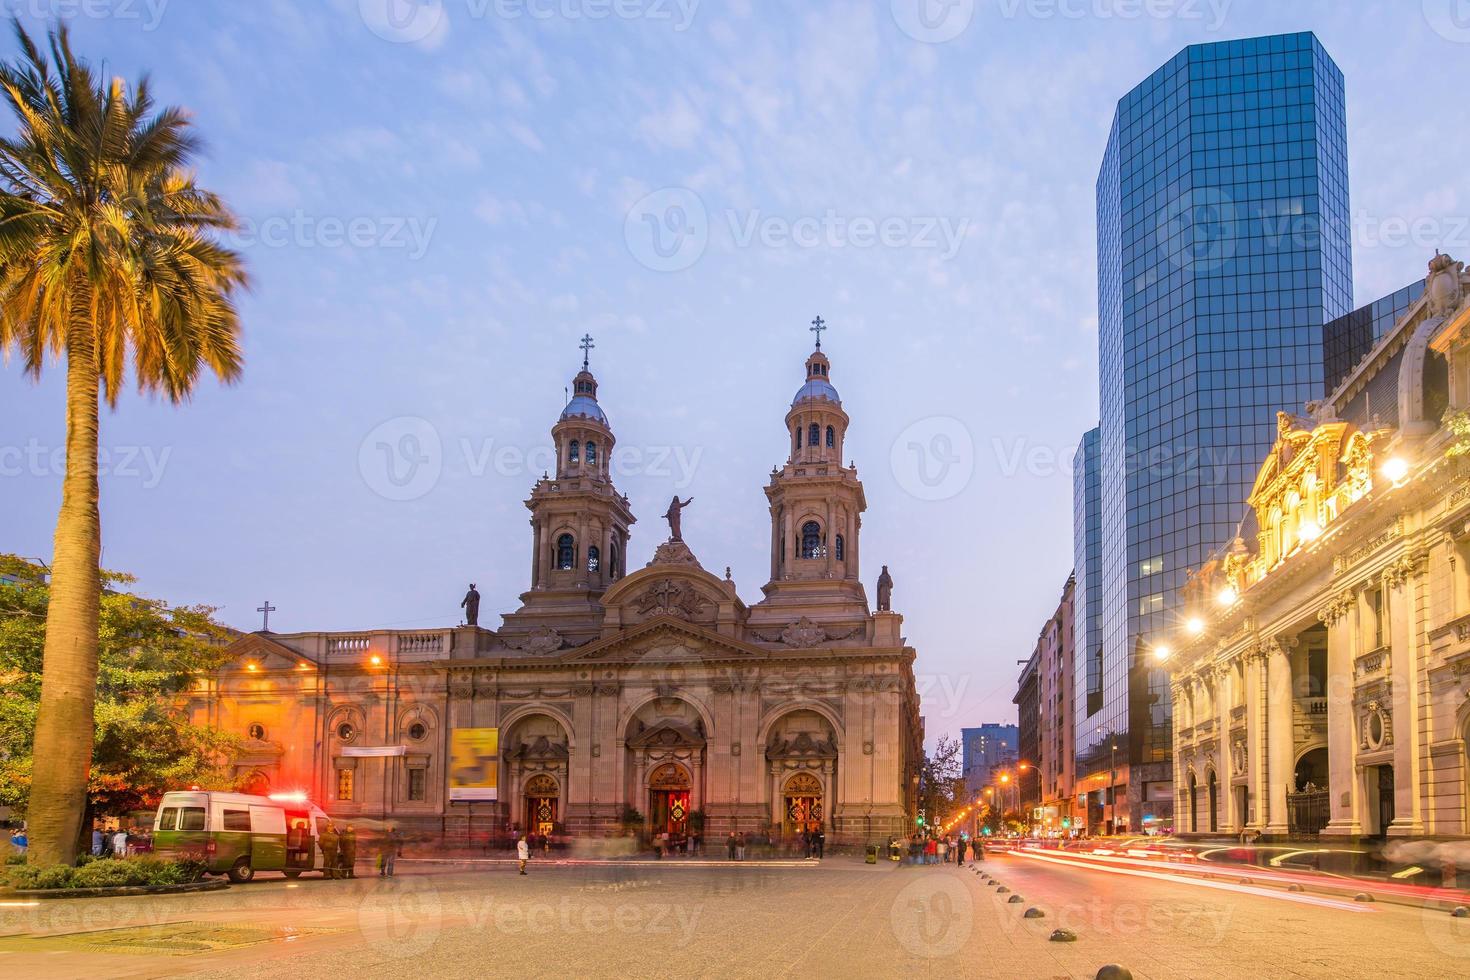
[1323,279,1425,395]
[1092,33,1353,830]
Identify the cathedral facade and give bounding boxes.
[191,337,923,844]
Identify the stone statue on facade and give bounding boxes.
[876,565,893,612]
[460,583,481,627]
[663,495,694,540]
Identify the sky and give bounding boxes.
[1,0,1467,747]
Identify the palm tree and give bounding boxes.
[0,22,247,865]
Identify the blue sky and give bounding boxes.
[2,0,1467,744]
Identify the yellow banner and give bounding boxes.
[448,728,499,801]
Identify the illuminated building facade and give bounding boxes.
[1167,254,1470,839]
[189,338,922,843]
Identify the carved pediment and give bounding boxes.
[766,730,838,761]
[628,720,706,749]
[512,734,570,762]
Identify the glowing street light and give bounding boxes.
[1217,585,1238,607]
[1381,456,1410,485]
[1298,520,1322,542]
[1186,617,1204,636]
[1153,643,1171,662]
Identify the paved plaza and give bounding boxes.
[3,851,1468,978]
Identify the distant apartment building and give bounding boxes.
[1037,575,1077,832]
[1013,658,1041,815]
[961,724,1018,802]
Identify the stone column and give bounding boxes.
[530,519,542,588]
[536,520,551,587]
[1244,647,1266,830]
[1265,640,1293,835]
[1388,557,1426,835]
[825,501,835,576]
[1170,678,1185,829]
[1321,596,1361,837]
[1215,664,1235,833]
[769,507,780,580]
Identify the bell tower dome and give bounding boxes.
[500,335,636,645]
[750,317,870,626]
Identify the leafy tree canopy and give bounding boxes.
[0,555,238,815]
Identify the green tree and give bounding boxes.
[918,733,963,831]
[0,555,238,824]
[0,23,247,864]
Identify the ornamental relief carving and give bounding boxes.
[1360,699,1393,750]
[1383,552,1428,590]
[634,578,711,622]
[1317,589,1355,626]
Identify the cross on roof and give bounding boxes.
[580,333,595,370]
[810,315,826,349]
[256,600,277,632]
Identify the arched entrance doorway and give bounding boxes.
[648,763,692,836]
[1207,770,1219,833]
[782,772,824,835]
[1188,772,1198,832]
[523,774,560,836]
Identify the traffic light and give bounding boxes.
[916,815,925,827]
[1061,817,1071,829]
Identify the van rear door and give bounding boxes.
[249,805,287,872]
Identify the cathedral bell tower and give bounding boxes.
[502,336,636,643]
[751,318,870,623]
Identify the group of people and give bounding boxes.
[315,822,402,878]
[90,825,144,858]
[798,827,825,859]
[653,832,701,858]
[902,834,976,866]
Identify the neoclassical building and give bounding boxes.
[1168,253,1470,840]
[190,335,923,844]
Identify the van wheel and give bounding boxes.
[284,871,302,879]
[227,859,255,883]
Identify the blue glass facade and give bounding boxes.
[1094,33,1353,825]
[1323,279,1425,396]
[1071,427,1105,747]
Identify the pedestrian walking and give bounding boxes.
[816,829,825,859]
[321,823,340,879]
[517,834,530,875]
[955,836,967,867]
[340,825,357,879]
[10,828,27,858]
[936,838,948,864]
[726,832,737,860]
[923,838,936,865]
[91,827,104,857]
[113,827,129,858]
[379,825,403,878]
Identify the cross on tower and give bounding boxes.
[580,333,595,370]
[256,600,277,632]
[810,315,826,349]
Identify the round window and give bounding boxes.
[247,723,265,740]
[408,722,427,740]
[337,722,355,742]
[1367,711,1385,747]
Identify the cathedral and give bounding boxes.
[191,329,924,844]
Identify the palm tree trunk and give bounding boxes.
[26,321,102,867]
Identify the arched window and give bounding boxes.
[587,545,601,572]
[556,534,575,570]
[568,440,580,463]
[795,426,802,449]
[826,425,835,448]
[835,534,845,560]
[609,540,620,579]
[801,521,822,559]
[585,440,598,464]
[808,423,820,447]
